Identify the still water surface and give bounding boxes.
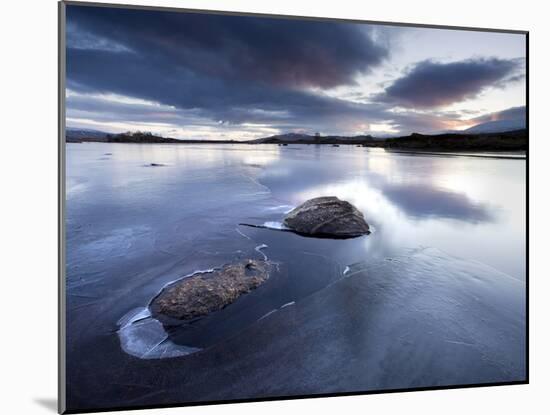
[65,143,526,409]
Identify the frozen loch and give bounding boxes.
[65,143,526,409]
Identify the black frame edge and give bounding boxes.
[525,31,530,385]
[62,0,528,34]
[58,1,67,414]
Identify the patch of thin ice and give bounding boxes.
[262,221,289,230]
[255,244,268,260]
[258,309,278,321]
[266,205,295,213]
[235,227,252,240]
[117,307,201,360]
[258,301,295,322]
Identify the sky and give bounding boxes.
[65,5,527,140]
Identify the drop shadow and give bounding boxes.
[34,398,57,413]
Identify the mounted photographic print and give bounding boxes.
[59,1,528,413]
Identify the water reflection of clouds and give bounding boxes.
[99,143,283,168]
[362,151,497,222]
[380,182,493,222]
[292,178,500,276]
[66,143,526,286]
[295,178,493,226]
[259,148,495,224]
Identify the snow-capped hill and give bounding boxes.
[66,128,110,140]
[464,119,526,134]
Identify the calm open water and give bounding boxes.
[65,143,526,410]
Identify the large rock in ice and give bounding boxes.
[283,196,370,238]
[150,260,270,321]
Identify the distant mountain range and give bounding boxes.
[243,117,527,143]
[65,129,237,144]
[463,118,526,134]
[65,124,527,151]
[249,132,311,143]
[251,132,380,144]
[66,115,526,144]
[65,128,110,142]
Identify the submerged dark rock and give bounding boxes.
[283,196,370,238]
[150,260,271,321]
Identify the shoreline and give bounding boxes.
[383,149,526,160]
[66,141,527,159]
[66,128,527,153]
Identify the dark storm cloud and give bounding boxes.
[67,5,388,90]
[378,58,524,108]
[66,46,393,131]
[65,5,398,135]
